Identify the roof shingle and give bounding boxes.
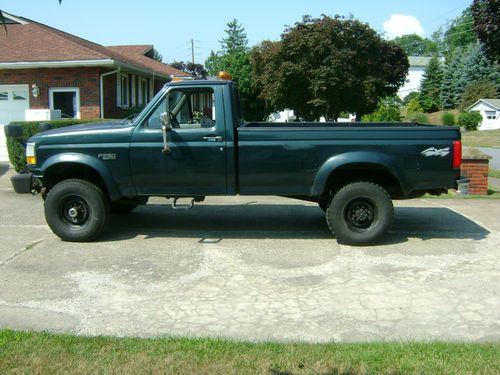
[0,14,189,78]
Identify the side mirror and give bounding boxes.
[160,112,172,130]
[160,112,171,153]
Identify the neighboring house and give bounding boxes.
[397,56,442,100]
[467,99,500,130]
[0,11,189,161]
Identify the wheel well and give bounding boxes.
[323,163,403,198]
[43,163,109,197]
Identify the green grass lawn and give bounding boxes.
[489,169,500,179]
[1,330,499,374]
[462,129,500,148]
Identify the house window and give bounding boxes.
[485,111,496,120]
[49,87,80,119]
[119,74,130,108]
[13,91,28,100]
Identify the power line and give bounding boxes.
[398,28,475,49]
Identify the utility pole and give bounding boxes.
[191,39,195,65]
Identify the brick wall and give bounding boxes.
[461,158,489,195]
[0,67,101,118]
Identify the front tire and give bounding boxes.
[44,179,108,242]
[326,182,394,246]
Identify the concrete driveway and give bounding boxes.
[0,165,499,343]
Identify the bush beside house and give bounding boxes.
[458,111,483,131]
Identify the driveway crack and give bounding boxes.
[0,238,45,266]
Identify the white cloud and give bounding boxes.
[383,14,424,39]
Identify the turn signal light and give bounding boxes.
[452,140,461,169]
[27,156,37,165]
[218,71,233,80]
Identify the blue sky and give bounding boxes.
[2,0,471,64]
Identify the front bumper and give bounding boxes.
[10,172,33,194]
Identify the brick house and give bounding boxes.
[0,12,189,124]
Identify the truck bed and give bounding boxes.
[236,122,460,196]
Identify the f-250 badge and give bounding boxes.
[421,147,450,157]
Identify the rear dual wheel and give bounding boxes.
[326,182,394,245]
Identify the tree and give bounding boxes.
[150,48,163,63]
[441,42,498,108]
[392,34,438,56]
[471,0,500,62]
[443,7,477,53]
[220,19,248,53]
[459,80,498,111]
[205,20,269,120]
[169,61,208,79]
[252,15,409,121]
[418,57,444,112]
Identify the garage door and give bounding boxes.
[0,84,30,125]
[0,85,29,162]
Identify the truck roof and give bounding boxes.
[166,79,232,87]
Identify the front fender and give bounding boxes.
[36,153,121,201]
[311,151,408,195]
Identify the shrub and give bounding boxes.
[406,97,423,114]
[362,97,401,122]
[6,119,109,172]
[441,112,456,125]
[458,111,483,131]
[406,111,429,123]
[402,91,419,106]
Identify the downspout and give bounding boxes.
[100,68,120,119]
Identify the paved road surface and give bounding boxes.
[0,166,499,342]
[478,147,500,170]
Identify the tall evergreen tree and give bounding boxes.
[441,42,498,108]
[220,19,248,53]
[419,57,444,112]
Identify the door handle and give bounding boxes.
[203,136,223,142]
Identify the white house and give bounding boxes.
[467,99,500,130]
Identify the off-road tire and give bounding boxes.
[44,179,108,242]
[326,181,393,246]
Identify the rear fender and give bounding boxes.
[311,151,407,195]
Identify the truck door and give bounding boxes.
[129,85,227,195]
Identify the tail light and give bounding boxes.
[452,140,461,169]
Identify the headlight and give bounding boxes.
[26,142,37,165]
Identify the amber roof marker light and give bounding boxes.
[218,71,233,80]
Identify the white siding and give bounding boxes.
[468,101,500,130]
[397,66,426,100]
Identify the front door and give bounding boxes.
[130,85,227,195]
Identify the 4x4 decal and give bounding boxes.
[421,147,450,157]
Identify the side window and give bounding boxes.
[145,88,216,129]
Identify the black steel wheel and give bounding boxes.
[326,182,393,245]
[44,179,107,242]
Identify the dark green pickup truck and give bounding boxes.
[19,79,462,245]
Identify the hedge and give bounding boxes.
[6,119,109,172]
